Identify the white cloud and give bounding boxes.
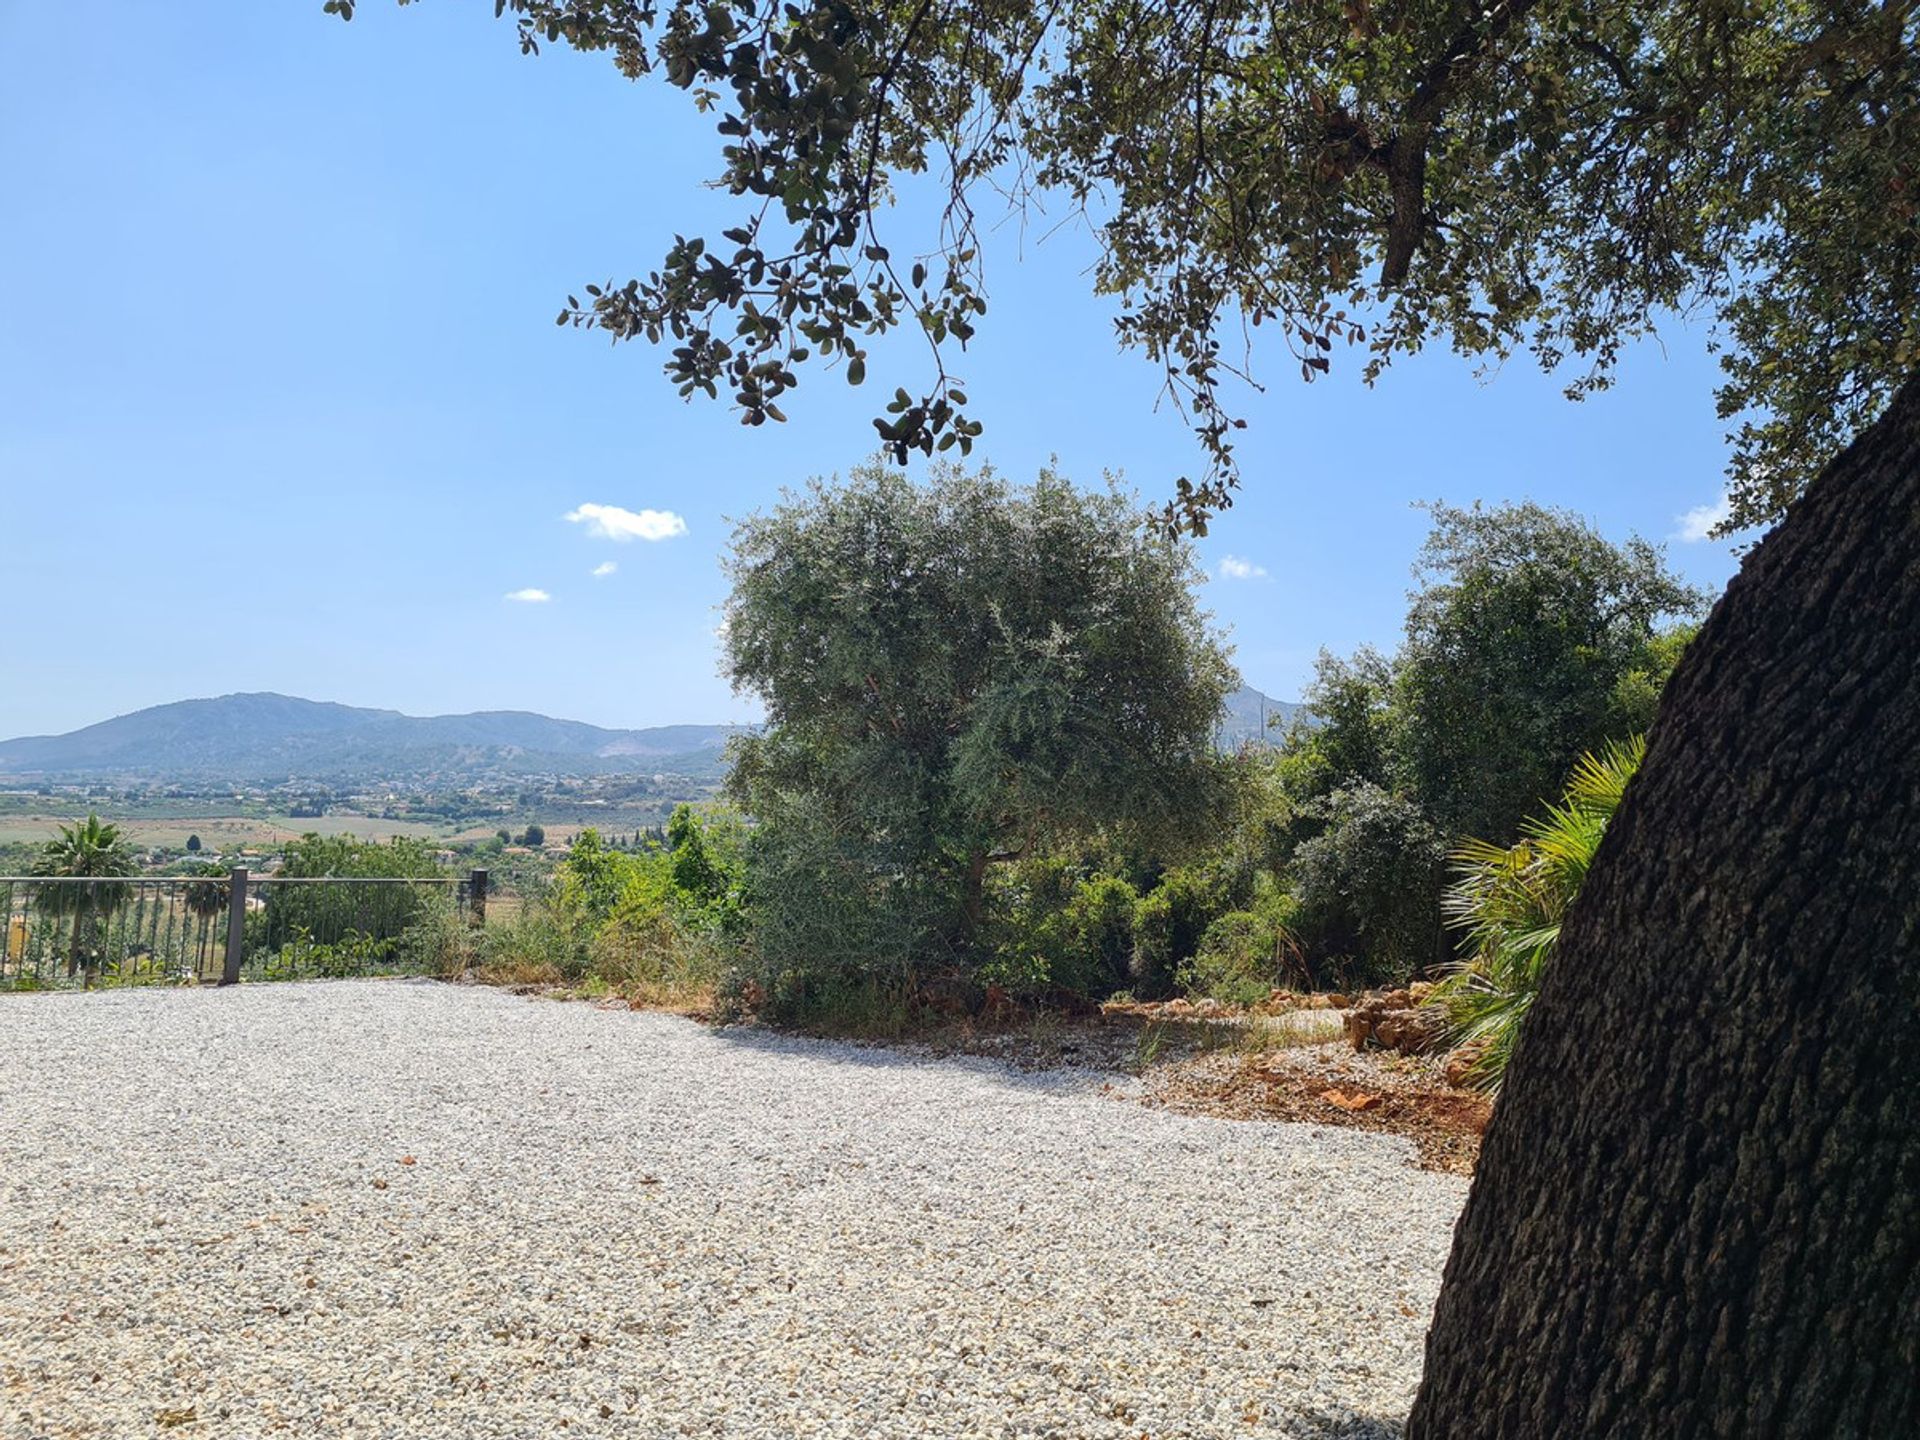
[591,561,618,578]
[1675,493,1732,543]
[564,503,688,542]
[1216,555,1269,581]
[504,588,551,603]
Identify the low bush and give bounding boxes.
[1130,866,1226,997]
[466,812,741,1006]
[983,861,1139,1003]
[1177,886,1300,1004]
[723,804,944,1029]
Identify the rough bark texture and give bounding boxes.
[1407,374,1920,1438]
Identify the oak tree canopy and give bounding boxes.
[331,0,1918,533]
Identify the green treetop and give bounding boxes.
[722,458,1236,948]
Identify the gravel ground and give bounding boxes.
[0,982,1466,1440]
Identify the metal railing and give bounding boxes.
[0,869,488,991]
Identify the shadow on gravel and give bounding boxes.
[692,1015,1133,1101]
[1310,1412,1406,1439]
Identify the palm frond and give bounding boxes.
[1434,737,1644,1093]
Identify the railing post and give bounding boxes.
[468,868,488,928]
[220,868,248,987]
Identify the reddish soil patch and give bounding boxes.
[1136,1045,1493,1174]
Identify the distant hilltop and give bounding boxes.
[1219,684,1302,747]
[0,685,1299,783]
[0,692,748,783]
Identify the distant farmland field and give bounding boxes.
[0,807,636,854]
[0,812,451,850]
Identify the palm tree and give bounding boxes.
[32,814,137,985]
[1434,737,1644,1093]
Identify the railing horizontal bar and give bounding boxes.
[0,875,463,886]
[220,876,464,886]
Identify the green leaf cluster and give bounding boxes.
[341,0,1918,532]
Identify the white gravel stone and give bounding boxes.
[0,981,1466,1439]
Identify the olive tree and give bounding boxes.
[722,459,1235,961]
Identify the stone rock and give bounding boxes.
[1343,996,1448,1056]
[1375,1008,1446,1054]
[1345,1009,1375,1051]
[1444,1036,1494,1089]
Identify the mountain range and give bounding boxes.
[0,694,746,783]
[0,686,1300,783]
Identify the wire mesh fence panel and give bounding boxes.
[0,873,483,991]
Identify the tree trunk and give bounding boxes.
[1407,375,1920,1436]
[65,899,87,980]
[959,849,989,943]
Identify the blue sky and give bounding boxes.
[0,3,1746,738]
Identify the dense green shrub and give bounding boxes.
[1179,911,1273,1005]
[983,861,1139,1001]
[664,803,747,933]
[1175,881,1302,1002]
[728,804,944,1029]
[1286,783,1449,988]
[553,828,670,927]
[1063,874,1141,996]
[1130,866,1226,997]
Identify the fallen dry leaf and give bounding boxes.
[398,1156,417,1166]
[1321,1088,1383,1113]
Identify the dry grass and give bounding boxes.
[0,812,451,850]
[460,904,721,1015]
[460,961,717,1015]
